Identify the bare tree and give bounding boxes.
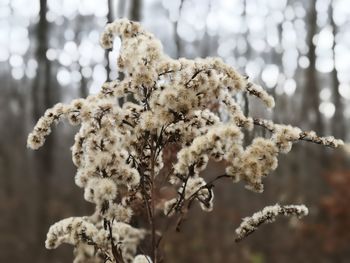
[301,0,323,133]
[30,0,56,261]
[330,2,345,140]
[129,0,142,21]
[173,0,184,58]
[105,0,114,82]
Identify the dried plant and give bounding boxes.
[27,19,346,263]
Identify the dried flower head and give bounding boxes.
[27,19,346,262]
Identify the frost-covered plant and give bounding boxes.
[27,19,346,263]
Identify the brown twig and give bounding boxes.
[106,220,125,263]
[253,118,342,148]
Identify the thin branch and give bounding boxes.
[107,220,125,263]
[234,204,308,242]
[253,118,343,148]
[170,174,231,231]
[185,68,213,88]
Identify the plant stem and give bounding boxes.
[150,137,157,263]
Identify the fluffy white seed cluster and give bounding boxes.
[226,138,278,193]
[45,217,99,249]
[45,217,145,262]
[173,125,243,177]
[27,19,346,261]
[254,118,344,150]
[235,204,309,242]
[27,103,65,149]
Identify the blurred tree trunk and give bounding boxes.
[79,65,88,97]
[1,75,15,198]
[117,0,126,18]
[199,1,213,58]
[302,0,323,133]
[173,22,182,58]
[242,0,251,145]
[32,0,52,121]
[31,0,55,261]
[329,3,345,140]
[105,0,114,82]
[173,0,184,58]
[299,0,326,206]
[129,0,141,21]
[116,0,126,106]
[76,15,89,97]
